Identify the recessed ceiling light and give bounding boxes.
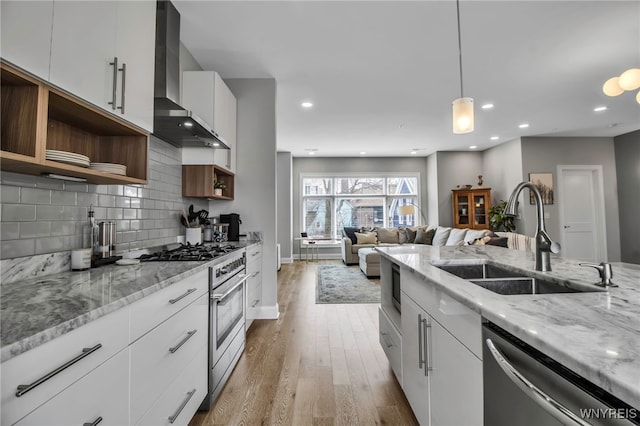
[410,151,417,155]
[360,151,366,155]
[519,123,530,129]
[183,121,193,127]
[481,103,494,109]
[593,106,607,112]
[301,101,313,108]
[469,145,477,149]
[490,136,499,141]
[212,142,220,147]
[309,151,315,155]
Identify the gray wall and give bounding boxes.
[520,137,621,262]
[435,151,484,227]
[222,78,278,319]
[614,130,640,264]
[482,139,523,204]
[0,136,208,259]
[277,152,293,262]
[426,153,439,225]
[292,157,428,257]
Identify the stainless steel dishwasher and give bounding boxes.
[483,322,639,426]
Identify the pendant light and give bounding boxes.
[452,0,474,134]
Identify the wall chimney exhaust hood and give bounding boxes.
[153,1,229,149]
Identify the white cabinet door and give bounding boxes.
[49,1,118,112]
[0,0,54,81]
[16,349,129,426]
[115,0,155,131]
[429,319,483,426]
[401,294,430,425]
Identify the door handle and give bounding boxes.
[108,57,118,110]
[117,62,126,114]
[564,225,571,228]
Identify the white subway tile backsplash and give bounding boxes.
[4,204,37,221]
[1,222,20,240]
[20,222,51,238]
[51,190,77,206]
[36,205,64,221]
[0,186,20,203]
[21,188,52,205]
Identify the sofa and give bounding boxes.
[341,225,536,277]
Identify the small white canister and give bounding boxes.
[71,248,92,270]
[185,228,202,245]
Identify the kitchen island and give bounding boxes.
[376,244,640,415]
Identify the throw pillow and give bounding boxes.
[431,226,452,246]
[464,229,492,244]
[399,227,417,244]
[446,228,468,246]
[486,236,509,247]
[414,228,435,245]
[355,231,377,244]
[377,227,399,244]
[342,227,360,244]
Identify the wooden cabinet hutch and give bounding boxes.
[452,188,491,230]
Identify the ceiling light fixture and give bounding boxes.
[469,145,477,149]
[452,0,473,134]
[490,136,499,141]
[481,103,494,110]
[519,123,529,129]
[410,150,417,155]
[593,106,607,112]
[603,68,640,104]
[301,101,313,108]
[360,151,366,155]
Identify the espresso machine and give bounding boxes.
[219,213,241,241]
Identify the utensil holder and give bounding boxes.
[185,228,202,245]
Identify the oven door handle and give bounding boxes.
[485,338,591,426]
[211,274,249,302]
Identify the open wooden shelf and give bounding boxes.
[1,61,148,184]
[182,164,235,200]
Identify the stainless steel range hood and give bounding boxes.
[153,1,229,149]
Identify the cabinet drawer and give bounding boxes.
[402,268,482,358]
[130,292,208,424]
[130,269,208,342]
[1,307,129,426]
[136,345,208,426]
[379,307,402,384]
[247,271,262,308]
[16,349,129,426]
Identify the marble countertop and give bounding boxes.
[376,245,640,409]
[0,241,261,362]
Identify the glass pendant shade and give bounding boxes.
[452,97,474,134]
[618,68,640,91]
[603,77,624,96]
[636,90,640,104]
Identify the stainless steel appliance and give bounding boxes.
[483,322,639,425]
[138,243,237,262]
[201,248,248,410]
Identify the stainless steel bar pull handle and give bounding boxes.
[83,416,103,426]
[211,274,249,302]
[16,344,102,397]
[169,288,196,304]
[169,330,197,354]
[117,62,126,114]
[168,389,196,424]
[424,318,432,375]
[108,57,118,110]
[418,314,425,372]
[380,332,393,348]
[485,338,591,426]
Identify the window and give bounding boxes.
[301,174,420,238]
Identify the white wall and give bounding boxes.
[614,130,640,264]
[520,137,621,262]
[277,152,293,263]
[216,78,279,319]
[426,153,438,225]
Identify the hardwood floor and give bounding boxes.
[189,260,418,426]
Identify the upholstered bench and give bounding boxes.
[359,247,380,277]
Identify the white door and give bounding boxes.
[557,166,607,262]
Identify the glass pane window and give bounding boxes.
[388,197,419,227]
[387,177,418,195]
[335,178,384,195]
[336,197,385,230]
[303,198,332,237]
[303,178,332,196]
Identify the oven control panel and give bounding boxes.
[215,252,246,278]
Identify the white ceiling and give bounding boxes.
[174,0,640,157]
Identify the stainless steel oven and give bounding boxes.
[199,249,249,410]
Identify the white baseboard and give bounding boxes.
[293,253,342,260]
[281,257,294,264]
[254,303,280,320]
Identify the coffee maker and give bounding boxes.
[220,213,241,241]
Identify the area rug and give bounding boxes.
[316,264,381,304]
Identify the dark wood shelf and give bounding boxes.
[182,164,235,199]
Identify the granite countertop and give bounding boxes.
[0,241,261,362]
[376,245,640,409]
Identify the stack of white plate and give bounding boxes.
[45,150,90,168]
[89,163,127,176]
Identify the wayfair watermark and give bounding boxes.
[579,408,638,420]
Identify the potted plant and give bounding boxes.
[213,181,226,196]
[489,200,515,232]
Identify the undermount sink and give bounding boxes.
[432,261,606,295]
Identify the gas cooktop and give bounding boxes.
[138,243,240,262]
